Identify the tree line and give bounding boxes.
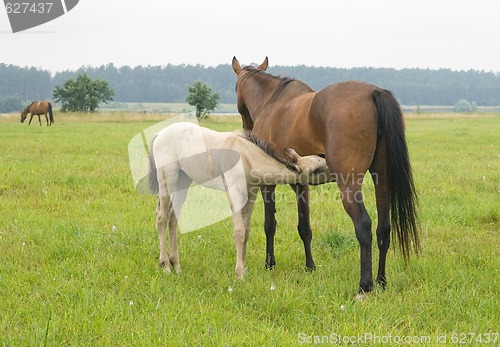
[1,62,500,111]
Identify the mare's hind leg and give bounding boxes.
[338,181,373,295]
[291,184,315,271]
[370,141,391,288]
[261,185,277,269]
[45,113,49,126]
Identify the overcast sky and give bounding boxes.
[1,0,499,73]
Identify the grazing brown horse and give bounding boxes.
[232,57,419,295]
[20,101,54,126]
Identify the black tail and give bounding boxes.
[373,89,420,262]
[48,102,54,124]
[149,136,159,195]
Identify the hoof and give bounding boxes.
[159,261,172,273]
[265,254,275,270]
[235,267,247,279]
[305,263,316,272]
[265,262,275,270]
[355,292,368,302]
[376,277,387,290]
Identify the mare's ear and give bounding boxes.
[284,148,300,162]
[232,56,242,74]
[258,57,269,71]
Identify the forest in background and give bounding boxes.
[1,62,500,109]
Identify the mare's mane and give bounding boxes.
[241,66,313,98]
[21,102,35,114]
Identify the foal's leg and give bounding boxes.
[240,192,257,271]
[156,196,171,272]
[168,186,189,274]
[291,184,315,271]
[232,208,247,279]
[338,181,373,295]
[261,185,277,269]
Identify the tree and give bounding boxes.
[186,80,220,119]
[453,99,471,113]
[0,95,23,113]
[53,73,114,112]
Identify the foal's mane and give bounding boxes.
[241,66,313,98]
[244,133,297,171]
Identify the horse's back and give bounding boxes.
[152,123,242,190]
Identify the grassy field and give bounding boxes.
[0,113,498,346]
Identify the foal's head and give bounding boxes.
[285,148,332,184]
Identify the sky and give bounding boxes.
[1,0,500,73]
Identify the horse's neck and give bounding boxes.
[247,79,311,118]
[235,138,297,184]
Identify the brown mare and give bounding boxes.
[20,101,54,126]
[232,57,419,295]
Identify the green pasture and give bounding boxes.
[0,113,498,346]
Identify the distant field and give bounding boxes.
[98,102,500,114]
[0,113,498,345]
[99,102,239,114]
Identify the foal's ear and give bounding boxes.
[258,57,269,71]
[232,56,242,74]
[284,148,300,162]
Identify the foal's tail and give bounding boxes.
[148,136,159,195]
[373,89,420,263]
[48,102,54,124]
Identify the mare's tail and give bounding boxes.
[149,136,159,195]
[48,102,54,124]
[372,89,420,263]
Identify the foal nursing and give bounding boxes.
[148,122,331,278]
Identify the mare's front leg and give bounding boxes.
[261,185,277,269]
[290,184,315,271]
[38,115,42,126]
[28,114,34,125]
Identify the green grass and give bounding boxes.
[0,113,499,346]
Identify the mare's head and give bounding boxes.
[232,56,269,132]
[20,103,32,123]
[285,148,332,185]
